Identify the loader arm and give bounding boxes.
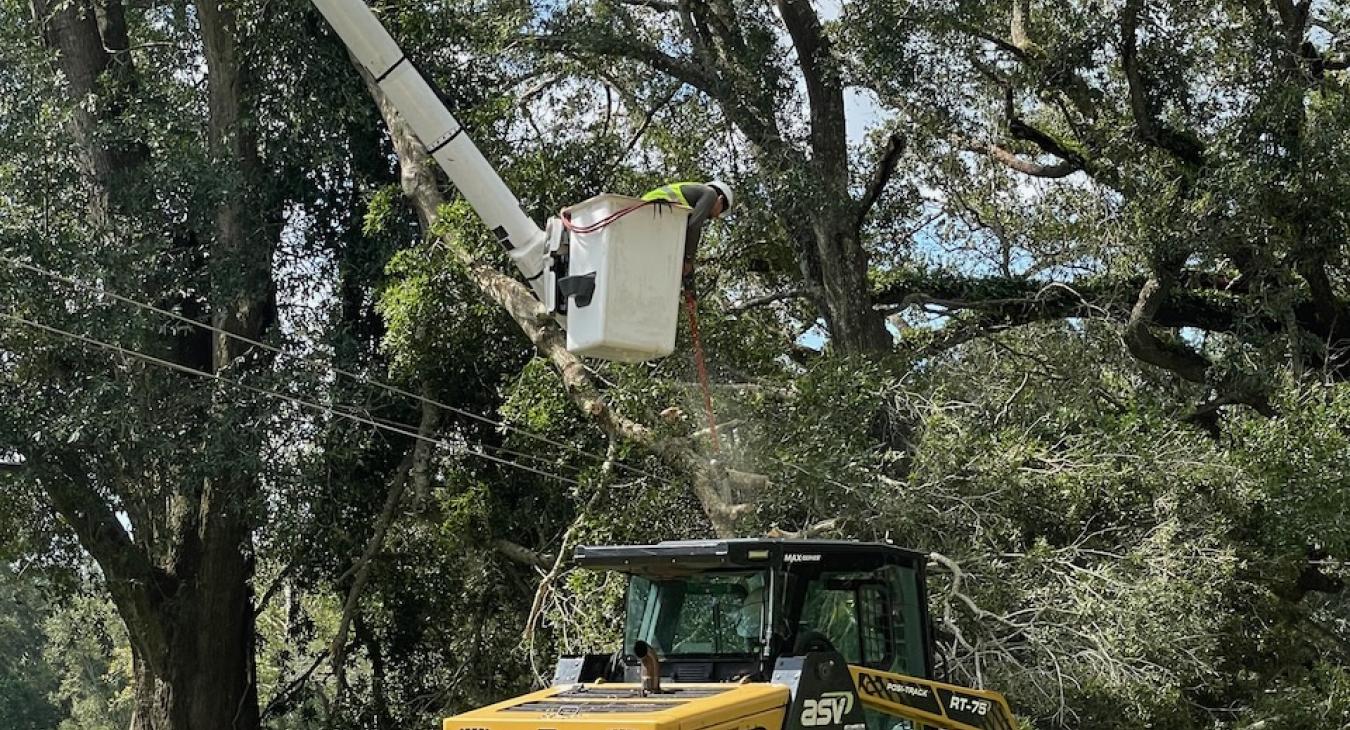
[848,666,1017,730]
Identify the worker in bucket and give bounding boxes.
[641,181,734,288]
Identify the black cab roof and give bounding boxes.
[573,538,927,577]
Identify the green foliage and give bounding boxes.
[2,0,1349,728]
[43,591,134,730]
[0,566,61,730]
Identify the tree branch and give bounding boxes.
[855,133,907,232]
[1122,276,1209,383]
[616,0,679,11]
[1010,0,1033,51]
[1120,0,1205,167]
[951,20,1030,60]
[260,648,331,720]
[776,0,849,189]
[875,271,1261,336]
[524,483,610,641]
[766,517,840,539]
[494,539,555,569]
[41,451,169,670]
[976,141,1081,178]
[527,34,715,101]
[330,397,440,698]
[728,287,811,313]
[1003,89,1086,168]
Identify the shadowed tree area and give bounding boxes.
[0,0,1347,728]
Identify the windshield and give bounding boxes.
[624,571,766,656]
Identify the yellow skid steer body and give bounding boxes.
[444,683,788,730]
[442,670,1015,730]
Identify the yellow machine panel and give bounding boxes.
[444,682,789,730]
[849,666,1017,730]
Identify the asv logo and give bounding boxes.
[800,692,854,726]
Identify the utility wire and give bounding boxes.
[364,410,601,483]
[0,255,670,485]
[0,310,582,487]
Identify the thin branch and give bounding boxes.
[855,133,907,232]
[330,396,440,709]
[728,287,810,313]
[526,33,716,98]
[600,84,682,189]
[254,546,308,618]
[978,141,1080,178]
[524,481,610,641]
[260,648,331,720]
[951,20,1030,59]
[1120,0,1205,167]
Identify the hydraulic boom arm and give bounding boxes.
[310,0,553,302]
[849,666,1018,730]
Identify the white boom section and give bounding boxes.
[312,0,552,302]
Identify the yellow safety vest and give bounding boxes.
[641,181,700,207]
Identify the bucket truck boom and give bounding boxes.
[310,0,553,303]
[311,0,692,363]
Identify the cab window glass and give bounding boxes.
[800,579,862,663]
[798,566,918,673]
[624,571,765,655]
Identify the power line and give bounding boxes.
[0,310,583,487]
[364,410,602,483]
[0,255,671,485]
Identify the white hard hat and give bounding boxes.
[706,180,734,212]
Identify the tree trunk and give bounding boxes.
[129,534,260,730]
[814,224,891,353]
[30,0,272,727]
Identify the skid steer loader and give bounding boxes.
[443,540,1016,730]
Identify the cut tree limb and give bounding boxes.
[766,517,841,539]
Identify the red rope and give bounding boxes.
[684,290,720,453]
[559,201,657,234]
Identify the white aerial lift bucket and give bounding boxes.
[558,194,689,362]
[311,0,700,363]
